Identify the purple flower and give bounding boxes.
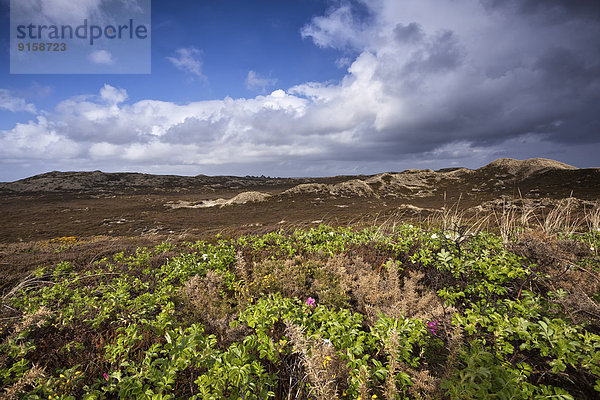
[305,297,316,308]
[103,372,109,381]
[427,320,439,335]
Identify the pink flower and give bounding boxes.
[305,297,316,308]
[103,372,109,380]
[427,320,439,335]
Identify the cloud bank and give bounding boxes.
[2,0,599,180]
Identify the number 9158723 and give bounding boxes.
[17,42,66,51]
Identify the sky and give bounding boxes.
[0,0,599,181]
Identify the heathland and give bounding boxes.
[1,158,599,399]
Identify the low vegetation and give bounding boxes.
[1,215,599,399]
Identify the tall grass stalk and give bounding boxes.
[541,197,581,235]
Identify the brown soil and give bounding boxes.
[0,158,598,245]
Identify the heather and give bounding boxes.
[1,219,599,399]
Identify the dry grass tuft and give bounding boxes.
[285,322,347,400]
[358,364,370,400]
[249,258,308,299]
[2,365,45,400]
[439,324,464,393]
[13,306,53,336]
[493,197,536,244]
[233,253,350,310]
[324,255,448,324]
[432,194,489,239]
[234,250,251,285]
[488,196,595,243]
[384,328,439,399]
[406,368,437,399]
[182,271,233,337]
[584,201,600,232]
[511,230,590,269]
[383,329,400,400]
[541,198,581,235]
[396,270,446,322]
[511,230,599,324]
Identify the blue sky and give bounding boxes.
[1,0,599,181]
[2,1,346,107]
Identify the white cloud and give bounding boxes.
[2,0,599,179]
[300,3,372,51]
[0,89,37,113]
[245,70,278,92]
[0,117,81,160]
[335,57,352,68]
[167,47,205,79]
[13,0,105,25]
[0,84,313,168]
[89,50,115,65]
[99,84,127,104]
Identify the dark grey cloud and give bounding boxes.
[534,47,600,91]
[1,0,599,181]
[495,0,599,19]
[394,22,424,43]
[361,0,600,161]
[402,30,464,74]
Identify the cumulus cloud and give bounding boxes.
[299,0,600,152]
[0,117,81,161]
[245,71,278,92]
[0,84,311,167]
[167,47,205,79]
[89,50,115,65]
[2,0,599,179]
[99,84,128,104]
[0,90,37,113]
